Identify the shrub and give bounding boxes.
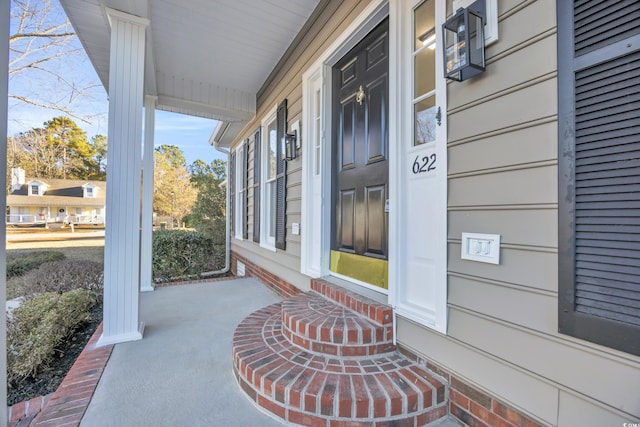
[152,229,216,281]
[6,251,66,279]
[19,259,104,302]
[7,289,94,383]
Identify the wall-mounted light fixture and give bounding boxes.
[284,129,297,161]
[418,28,436,50]
[443,0,485,81]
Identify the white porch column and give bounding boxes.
[1,1,9,424]
[140,95,157,292]
[98,9,149,346]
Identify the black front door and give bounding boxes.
[331,19,389,287]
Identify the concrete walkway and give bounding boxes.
[80,278,286,427]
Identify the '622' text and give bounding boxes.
[412,153,436,175]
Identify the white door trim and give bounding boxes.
[390,0,448,334]
[300,0,449,333]
[300,0,390,281]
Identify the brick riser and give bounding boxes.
[311,279,393,325]
[282,293,395,357]
[232,281,449,426]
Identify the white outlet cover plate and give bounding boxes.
[461,232,500,264]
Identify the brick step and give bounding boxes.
[311,278,393,325]
[233,303,448,426]
[281,292,395,357]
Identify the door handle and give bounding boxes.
[435,106,442,126]
[356,85,365,105]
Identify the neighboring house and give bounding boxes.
[56,1,638,426]
[6,167,106,226]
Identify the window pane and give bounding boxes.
[268,181,276,238]
[415,96,437,145]
[268,120,277,180]
[414,0,436,50]
[414,48,436,98]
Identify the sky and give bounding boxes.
[7,0,223,167]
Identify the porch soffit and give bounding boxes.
[60,0,321,128]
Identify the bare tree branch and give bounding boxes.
[8,0,106,125]
[9,94,90,124]
[10,31,76,40]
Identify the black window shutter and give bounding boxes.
[229,150,236,237]
[241,140,249,240]
[275,100,288,250]
[253,128,261,243]
[558,0,640,356]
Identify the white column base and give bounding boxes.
[141,285,155,292]
[96,322,145,347]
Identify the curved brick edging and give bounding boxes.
[233,303,448,426]
[7,394,53,427]
[30,323,113,427]
[154,273,239,288]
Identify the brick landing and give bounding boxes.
[232,280,449,426]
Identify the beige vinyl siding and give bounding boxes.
[405,0,640,423]
[229,0,640,423]
[231,0,374,291]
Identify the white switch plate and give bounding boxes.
[292,222,300,235]
[461,232,500,264]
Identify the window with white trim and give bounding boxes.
[233,142,247,240]
[260,108,278,249]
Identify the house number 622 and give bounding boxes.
[412,153,436,175]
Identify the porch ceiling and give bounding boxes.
[59,0,321,145]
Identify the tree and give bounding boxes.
[43,116,90,179]
[186,159,227,240]
[155,144,186,169]
[87,134,107,179]
[7,116,97,180]
[7,128,51,178]
[9,0,104,123]
[153,149,198,226]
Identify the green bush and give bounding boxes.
[6,251,66,279]
[19,259,104,302]
[152,229,216,281]
[7,289,94,383]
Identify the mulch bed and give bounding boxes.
[7,303,103,406]
[7,273,235,407]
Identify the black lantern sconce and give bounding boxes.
[443,0,486,81]
[284,129,297,161]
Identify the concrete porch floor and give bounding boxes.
[74,277,462,427]
[81,278,286,426]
